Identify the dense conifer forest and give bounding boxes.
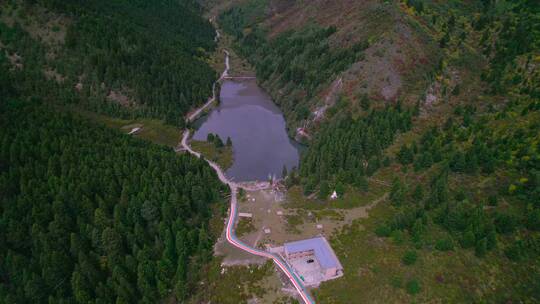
[215,0,540,301]
[0,0,218,126]
[299,103,415,193]
[0,1,228,302]
[297,0,540,265]
[1,0,539,302]
[0,56,227,302]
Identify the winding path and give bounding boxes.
[186,48,229,123]
[180,41,315,304]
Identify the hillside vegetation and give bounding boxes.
[0,0,217,126]
[218,0,439,136]
[214,0,539,302]
[0,1,229,303]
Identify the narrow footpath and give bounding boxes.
[179,31,315,304]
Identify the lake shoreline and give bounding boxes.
[192,77,302,182]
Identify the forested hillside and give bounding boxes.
[218,0,438,137]
[300,103,415,194]
[1,0,538,302]
[295,0,539,187]
[0,0,217,126]
[324,0,538,302]
[220,11,368,126]
[0,53,227,302]
[213,0,540,302]
[0,1,229,302]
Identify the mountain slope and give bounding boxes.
[211,0,540,302]
[0,1,229,303]
[0,0,217,126]
[217,0,440,139]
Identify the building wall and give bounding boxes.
[287,249,314,259]
[324,267,337,278]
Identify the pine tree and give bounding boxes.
[475,238,487,257]
[335,181,345,196]
[319,181,330,199]
[461,228,475,249]
[397,145,414,165]
[412,184,424,201]
[214,135,224,148]
[390,178,405,206]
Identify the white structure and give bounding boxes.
[284,236,343,281]
[330,191,338,199]
[128,127,141,135]
[238,212,253,218]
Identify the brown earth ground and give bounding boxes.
[211,179,391,302]
[234,188,389,249]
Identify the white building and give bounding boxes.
[284,236,343,280]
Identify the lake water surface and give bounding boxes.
[193,80,300,182]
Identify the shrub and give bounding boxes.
[475,238,487,257]
[375,224,391,237]
[406,278,421,295]
[454,188,466,201]
[435,237,454,251]
[355,175,369,192]
[402,250,418,265]
[494,213,518,234]
[505,242,525,261]
[411,219,425,244]
[488,195,498,206]
[391,230,405,245]
[412,185,424,201]
[335,181,345,195]
[397,145,414,165]
[460,230,475,249]
[318,180,330,199]
[527,209,540,231]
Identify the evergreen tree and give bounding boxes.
[214,135,224,148]
[319,181,330,199]
[0,102,226,303]
[475,238,488,257]
[390,178,405,206]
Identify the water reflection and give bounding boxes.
[193,80,300,182]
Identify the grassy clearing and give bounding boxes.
[191,140,234,170]
[284,213,304,234]
[189,259,277,304]
[75,109,182,147]
[312,209,344,222]
[285,180,388,210]
[236,217,256,237]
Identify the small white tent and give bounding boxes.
[330,191,338,200]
